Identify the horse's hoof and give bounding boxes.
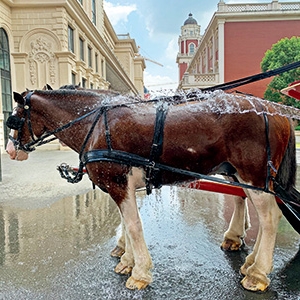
[110,245,125,258]
[114,262,132,275]
[241,274,269,292]
[221,238,242,251]
[126,276,149,290]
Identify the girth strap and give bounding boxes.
[145,103,169,194]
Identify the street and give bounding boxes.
[0,150,299,299]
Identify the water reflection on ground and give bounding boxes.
[0,190,120,295]
[0,185,299,299]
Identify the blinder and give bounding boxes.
[6,115,24,131]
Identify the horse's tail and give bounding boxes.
[274,122,300,234]
[275,121,296,192]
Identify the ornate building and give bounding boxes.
[0,0,145,151]
[178,0,300,97]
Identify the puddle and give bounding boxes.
[0,190,120,290]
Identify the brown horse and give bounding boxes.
[5,88,298,292]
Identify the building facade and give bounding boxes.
[178,0,300,98]
[0,0,145,151]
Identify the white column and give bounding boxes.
[218,19,225,83]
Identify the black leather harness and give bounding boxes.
[8,92,277,195]
[81,102,169,194]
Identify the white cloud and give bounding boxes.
[144,71,177,93]
[165,37,178,61]
[103,1,137,26]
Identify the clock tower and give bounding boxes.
[176,13,202,81]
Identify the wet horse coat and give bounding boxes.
[6,89,297,291]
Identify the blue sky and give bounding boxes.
[103,0,292,92]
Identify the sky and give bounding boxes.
[103,0,293,92]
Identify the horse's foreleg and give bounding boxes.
[114,224,135,274]
[111,218,125,258]
[113,168,152,290]
[221,196,250,251]
[118,189,153,289]
[240,225,262,276]
[240,191,282,292]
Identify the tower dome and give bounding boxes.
[184,13,198,26]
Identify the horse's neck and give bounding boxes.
[34,97,97,152]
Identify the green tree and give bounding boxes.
[261,36,300,108]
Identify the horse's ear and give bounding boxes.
[13,92,24,104]
[77,82,81,88]
[44,84,53,90]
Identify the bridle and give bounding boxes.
[6,91,43,152]
[6,91,105,153]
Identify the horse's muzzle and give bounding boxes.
[6,139,28,161]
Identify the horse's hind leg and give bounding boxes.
[240,191,282,291]
[221,196,250,251]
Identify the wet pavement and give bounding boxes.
[0,150,299,299]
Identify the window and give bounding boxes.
[0,28,12,145]
[88,46,92,68]
[101,59,104,76]
[95,53,98,73]
[78,0,83,4]
[68,26,74,52]
[72,72,76,85]
[79,37,84,61]
[189,43,195,55]
[82,78,86,88]
[90,83,93,89]
[92,0,96,24]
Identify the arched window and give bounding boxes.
[0,28,12,145]
[189,43,195,55]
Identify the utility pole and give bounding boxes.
[0,152,2,182]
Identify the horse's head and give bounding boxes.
[5,91,43,160]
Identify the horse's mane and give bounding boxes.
[59,84,81,90]
[35,88,100,98]
[32,88,300,120]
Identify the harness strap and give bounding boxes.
[145,103,169,194]
[64,107,106,184]
[200,60,300,93]
[103,109,112,151]
[82,149,273,194]
[25,93,38,144]
[263,112,277,192]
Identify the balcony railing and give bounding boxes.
[179,73,219,89]
[218,1,300,13]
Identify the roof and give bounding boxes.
[184,13,198,25]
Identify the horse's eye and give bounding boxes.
[6,115,24,130]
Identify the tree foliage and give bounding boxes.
[261,36,300,108]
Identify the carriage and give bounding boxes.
[5,62,300,292]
